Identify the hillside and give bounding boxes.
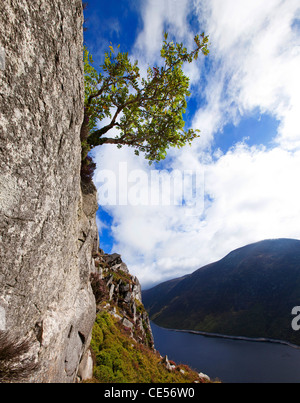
[88,312,210,383]
[86,251,211,384]
[143,239,300,346]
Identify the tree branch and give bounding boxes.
[87,74,140,107]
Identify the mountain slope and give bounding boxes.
[87,252,212,383]
[88,311,211,383]
[143,239,300,345]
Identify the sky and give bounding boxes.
[84,0,300,289]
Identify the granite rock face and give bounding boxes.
[0,0,96,382]
[91,251,154,350]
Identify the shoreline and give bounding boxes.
[156,324,300,350]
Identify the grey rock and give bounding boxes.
[109,284,115,301]
[65,328,84,377]
[123,292,132,303]
[120,283,130,293]
[122,318,134,330]
[199,372,211,381]
[162,355,172,371]
[0,1,96,383]
[77,349,94,382]
[120,262,129,273]
[105,253,122,266]
[0,303,6,331]
[131,303,137,322]
[106,275,114,287]
[94,249,155,349]
[110,262,129,273]
[132,283,142,302]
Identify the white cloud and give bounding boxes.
[96,214,109,236]
[134,0,191,60]
[131,0,204,86]
[94,143,300,288]
[204,146,300,247]
[194,0,300,149]
[92,0,300,289]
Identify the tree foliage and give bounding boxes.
[82,32,209,168]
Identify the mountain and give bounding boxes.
[143,239,300,346]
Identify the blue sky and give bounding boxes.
[84,0,300,289]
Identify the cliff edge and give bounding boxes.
[0,0,96,382]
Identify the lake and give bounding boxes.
[150,322,300,383]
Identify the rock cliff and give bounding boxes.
[0,0,96,382]
[0,0,156,383]
[90,250,154,350]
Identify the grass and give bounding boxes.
[88,311,209,384]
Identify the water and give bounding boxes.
[150,322,300,383]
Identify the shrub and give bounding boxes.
[89,312,206,383]
[0,331,38,382]
[90,273,109,304]
[96,351,112,367]
[81,155,96,184]
[94,365,115,383]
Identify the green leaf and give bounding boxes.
[83,31,209,162]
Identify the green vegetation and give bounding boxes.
[81,33,209,181]
[106,268,132,285]
[88,312,207,383]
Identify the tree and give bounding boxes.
[81,33,209,180]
